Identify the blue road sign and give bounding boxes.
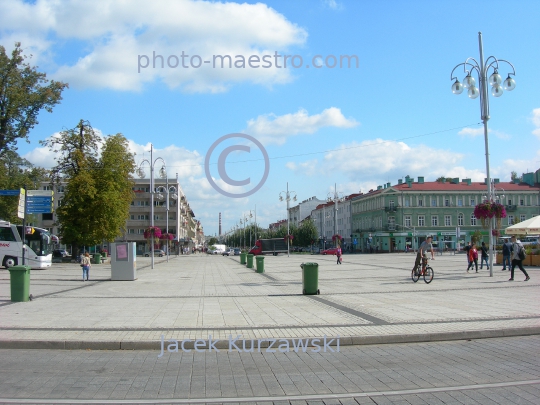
[0,189,20,196]
[27,207,53,214]
[27,197,52,202]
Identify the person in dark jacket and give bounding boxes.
[509,236,530,281]
[480,241,489,270]
[502,239,512,270]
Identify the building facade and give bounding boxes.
[351,174,540,253]
[288,196,326,228]
[312,193,359,248]
[33,178,202,255]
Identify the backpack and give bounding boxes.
[518,244,526,261]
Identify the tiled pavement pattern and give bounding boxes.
[0,253,538,348]
[0,335,539,403]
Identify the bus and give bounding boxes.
[0,220,56,269]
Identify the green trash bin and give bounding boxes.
[246,254,254,269]
[256,256,264,273]
[301,262,319,295]
[9,265,31,302]
[93,253,101,264]
[240,252,247,265]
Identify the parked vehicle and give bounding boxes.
[321,247,339,255]
[233,248,241,256]
[249,238,288,256]
[144,249,165,257]
[53,249,69,258]
[222,248,234,256]
[0,220,56,269]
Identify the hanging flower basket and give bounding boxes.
[144,226,162,239]
[473,201,507,229]
[492,229,500,237]
[160,233,175,241]
[332,234,343,242]
[284,234,294,241]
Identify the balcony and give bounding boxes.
[505,204,517,212]
[384,206,398,212]
[385,224,396,232]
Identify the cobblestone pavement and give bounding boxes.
[0,335,539,404]
[0,253,538,349]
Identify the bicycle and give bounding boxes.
[411,256,434,284]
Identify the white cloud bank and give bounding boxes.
[245,107,358,145]
[0,0,307,92]
[532,108,540,139]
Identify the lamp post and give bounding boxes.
[244,211,253,248]
[450,32,516,278]
[327,183,345,246]
[137,144,167,269]
[156,185,178,262]
[279,182,297,257]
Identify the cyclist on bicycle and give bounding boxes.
[412,235,435,273]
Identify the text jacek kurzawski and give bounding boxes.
[158,334,340,357]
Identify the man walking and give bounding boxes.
[509,236,530,281]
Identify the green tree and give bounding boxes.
[208,237,218,245]
[510,171,521,183]
[42,120,135,255]
[295,218,318,247]
[0,43,68,155]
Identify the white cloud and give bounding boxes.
[322,0,343,10]
[458,127,510,140]
[0,0,307,92]
[532,108,540,139]
[245,107,358,145]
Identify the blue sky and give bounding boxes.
[1,0,539,236]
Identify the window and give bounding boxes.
[520,214,526,222]
[0,227,17,241]
[470,198,475,206]
[471,214,477,226]
[418,199,423,207]
[128,229,135,234]
[431,199,437,207]
[508,215,514,225]
[389,200,395,208]
[137,214,149,220]
[458,213,464,226]
[445,199,450,207]
[445,215,451,226]
[42,213,53,221]
[507,199,512,205]
[137,229,145,234]
[431,216,438,226]
[519,199,524,206]
[130,215,135,220]
[405,215,411,227]
[458,198,463,207]
[43,185,52,191]
[404,198,410,207]
[418,216,425,227]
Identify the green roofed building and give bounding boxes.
[351,171,540,253]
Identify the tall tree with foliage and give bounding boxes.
[0,43,68,155]
[295,218,318,247]
[0,150,48,222]
[41,120,135,254]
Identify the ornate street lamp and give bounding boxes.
[156,185,178,262]
[137,144,167,269]
[279,182,297,257]
[450,32,516,278]
[327,183,345,246]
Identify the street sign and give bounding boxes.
[0,189,21,196]
[27,207,53,214]
[17,188,25,219]
[27,190,54,197]
[353,238,357,245]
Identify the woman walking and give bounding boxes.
[336,246,342,264]
[81,252,91,281]
[480,241,489,270]
[467,242,478,273]
[509,236,530,281]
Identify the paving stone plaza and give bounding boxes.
[0,252,539,404]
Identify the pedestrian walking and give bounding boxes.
[509,236,530,281]
[464,241,471,264]
[336,246,342,264]
[81,252,91,281]
[467,242,478,273]
[502,239,512,270]
[480,241,489,270]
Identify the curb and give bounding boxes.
[0,326,539,350]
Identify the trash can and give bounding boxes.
[93,253,101,264]
[9,265,31,302]
[301,262,319,295]
[256,256,264,273]
[240,252,247,265]
[246,254,254,269]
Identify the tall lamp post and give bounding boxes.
[137,144,167,269]
[156,185,178,262]
[244,211,253,248]
[450,32,516,278]
[327,183,345,246]
[279,182,297,257]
